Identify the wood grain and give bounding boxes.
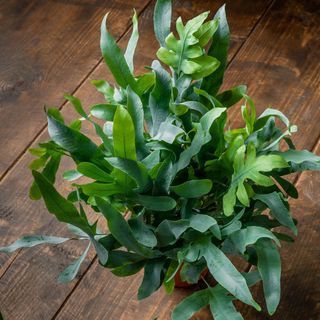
[0,0,150,178]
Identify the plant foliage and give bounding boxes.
[1,1,320,319]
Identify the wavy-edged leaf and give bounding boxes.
[254,192,297,235]
[126,86,147,158]
[80,182,123,197]
[223,143,288,216]
[153,159,173,195]
[47,112,101,162]
[95,197,157,258]
[106,157,151,193]
[172,288,210,320]
[138,259,165,299]
[149,60,171,135]
[201,5,229,95]
[154,0,172,47]
[209,285,244,320]
[134,194,176,211]
[190,214,221,239]
[77,162,113,182]
[156,220,189,246]
[32,171,93,235]
[216,85,247,108]
[113,105,137,160]
[255,238,281,315]
[100,14,137,90]
[0,235,69,253]
[223,226,280,255]
[188,238,260,310]
[124,10,139,72]
[90,104,117,121]
[112,260,145,277]
[128,218,157,248]
[58,243,90,283]
[170,179,212,198]
[153,121,185,144]
[63,169,83,181]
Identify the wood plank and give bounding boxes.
[0,0,150,178]
[239,139,320,320]
[53,0,320,319]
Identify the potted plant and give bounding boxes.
[1,1,319,319]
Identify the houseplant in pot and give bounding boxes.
[1,0,320,319]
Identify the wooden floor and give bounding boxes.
[0,0,319,319]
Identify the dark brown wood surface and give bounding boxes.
[0,0,151,178]
[0,0,319,319]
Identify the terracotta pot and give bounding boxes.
[174,266,208,288]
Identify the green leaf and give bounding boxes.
[201,5,230,95]
[95,197,156,258]
[216,85,247,108]
[64,94,87,118]
[154,0,172,47]
[29,154,61,200]
[273,174,298,198]
[223,143,288,216]
[190,214,221,239]
[255,238,281,315]
[254,192,297,235]
[276,149,320,164]
[124,10,139,72]
[105,250,144,268]
[157,11,214,78]
[209,285,244,320]
[172,288,210,320]
[126,86,147,158]
[80,182,122,197]
[194,18,219,47]
[156,220,189,246]
[223,226,280,255]
[91,238,109,265]
[138,259,165,299]
[134,194,176,211]
[153,121,185,144]
[77,162,113,182]
[100,14,137,91]
[176,108,226,172]
[128,218,157,248]
[188,238,260,310]
[153,159,173,195]
[63,169,83,181]
[0,235,69,253]
[179,101,209,115]
[113,105,137,160]
[112,260,145,277]
[106,157,151,193]
[32,171,93,235]
[170,179,212,198]
[149,60,171,135]
[58,243,90,283]
[47,112,101,162]
[90,104,117,121]
[91,79,115,102]
[180,261,206,284]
